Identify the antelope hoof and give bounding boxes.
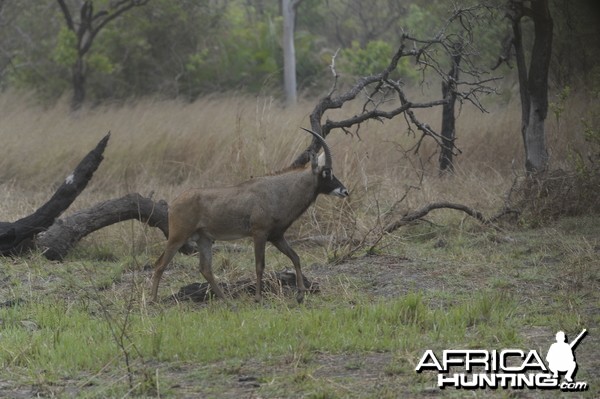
[296,290,305,304]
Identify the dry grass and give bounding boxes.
[0,88,595,245]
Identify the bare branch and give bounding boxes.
[290,3,501,169]
[84,0,149,54]
[384,202,491,233]
[56,0,74,31]
[292,40,417,167]
[327,48,341,97]
[92,0,149,35]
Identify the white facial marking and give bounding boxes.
[330,187,349,197]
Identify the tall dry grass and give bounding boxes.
[0,88,595,249]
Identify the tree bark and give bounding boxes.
[0,133,110,255]
[439,48,461,174]
[37,193,169,260]
[36,193,196,261]
[509,0,553,174]
[72,56,86,110]
[282,0,298,106]
[524,0,552,174]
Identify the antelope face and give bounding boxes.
[302,127,349,199]
[319,168,349,198]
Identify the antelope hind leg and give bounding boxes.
[151,243,181,302]
[253,235,268,303]
[196,235,228,301]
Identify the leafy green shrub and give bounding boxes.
[339,40,419,83]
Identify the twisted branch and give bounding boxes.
[291,4,501,168]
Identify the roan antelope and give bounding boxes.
[150,128,349,303]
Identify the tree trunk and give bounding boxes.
[523,96,549,173]
[510,0,553,174]
[71,56,86,111]
[524,0,552,174]
[0,133,110,255]
[282,0,297,106]
[439,50,461,174]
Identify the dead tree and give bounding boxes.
[35,192,198,260]
[0,133,188,261]
[0,133,109,255]
[285,5,506,260]
[291,4,499,169]
[37,193,169,261]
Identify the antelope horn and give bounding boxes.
[300,127,332,170]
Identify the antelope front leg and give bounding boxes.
[271,237,306,303]
[253,236,267,303]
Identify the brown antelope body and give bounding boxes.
[150,129,348,303]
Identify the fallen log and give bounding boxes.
[37,193,176,260]
[37,192,197,260]
[0,133,110,255]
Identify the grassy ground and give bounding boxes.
[0,92,598,398]
[0,215,598,398]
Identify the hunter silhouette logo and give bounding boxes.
[546,329,587,383]
[415,329,589,391]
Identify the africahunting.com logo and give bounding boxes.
[415,329,588,391]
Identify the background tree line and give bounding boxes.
[0,0,598,107]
